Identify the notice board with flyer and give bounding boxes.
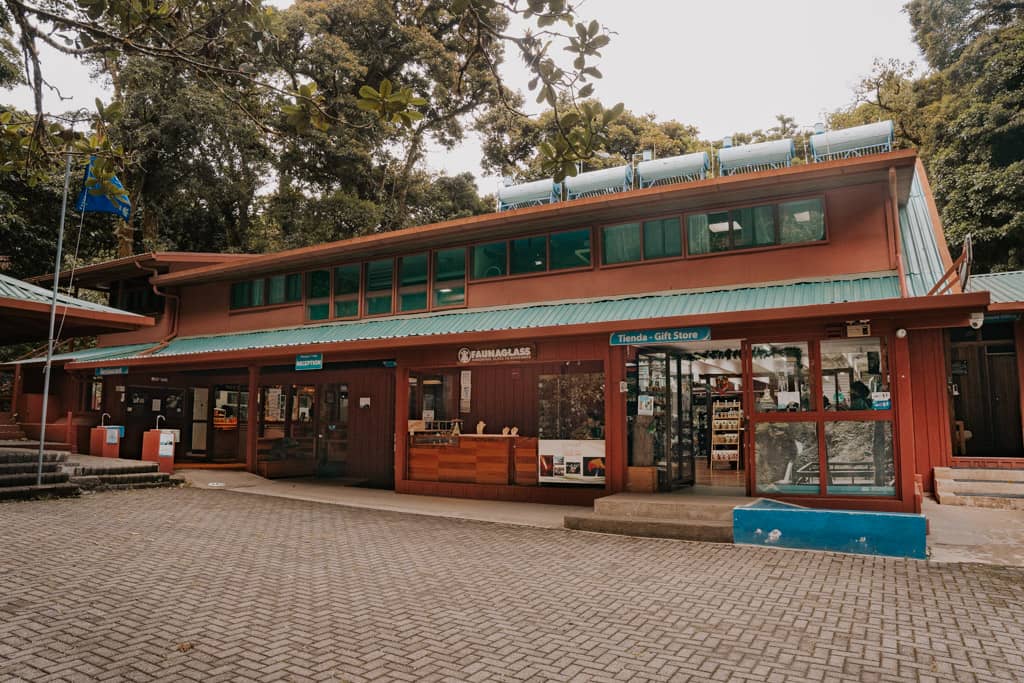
[538,440,606,485]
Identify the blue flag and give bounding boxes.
[75,157,131,221]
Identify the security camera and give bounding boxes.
[969,312,984,330]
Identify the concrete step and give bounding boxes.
[70,463,159,476]
[947,467,1024,482]
[71,472,181,491]
[933,467,1024,509]
[593,493,747,522]
[0,449,68,464]
[0,426,26,439]
[564,511,733,543]
[0,482,80,501]
[0,462,61,475]
[0,440,73,452]
[0,472,70,487]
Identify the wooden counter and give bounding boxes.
[408,435,539,486]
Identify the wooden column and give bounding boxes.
[393,364,410,489]
[246,365,259,474]
[892,333,917,512]
[604,344,627,493]
[11,364,23,420]
[1016,319,1024,454]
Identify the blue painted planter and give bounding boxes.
[733,499,927,559]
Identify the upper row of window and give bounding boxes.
[228,196,827,317]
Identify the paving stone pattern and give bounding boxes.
[1,489,1023,683]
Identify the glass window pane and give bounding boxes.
[602,223,641,264]
[230,281,251,309]
[780,198,825,243]
[307,270,331,299]
[550,228,592,270]
[434,248,466,282]
[825,421,894,495]
[755,421,820,494]
[434,285,465,308]
[752,342,812,412]
[820,338,890,411]
[286,273,303,301]
[334,264,360,296]
[510,236,547,274]
[399,253,428,287]
[731,205,776,249]
[643,217,682,260]
[686,214,710,255]
[400,291,428,312]
[267,275,287,305]
[472,242,507,279]
[366,259,393,292]
[334,299,358,318]
[366,294,392,316]
[307,303,330,321]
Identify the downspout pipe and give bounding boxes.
[134,260,180,354]
[889,167,910,298]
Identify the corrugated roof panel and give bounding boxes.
[9,343,158,365]
[80,275,903,361]
[899,170,948,297]
[968,271,1024,304]
[0,272,145,318]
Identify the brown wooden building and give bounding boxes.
[5,132,1022,513]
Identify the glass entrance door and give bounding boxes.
[632,352,695,490]
[316,383,349,476]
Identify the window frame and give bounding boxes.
[596,212,685,269]
[684,193,829,259]
[745,333,897,501]
[363,257,396,318]
[230,273,303,313]
[431,247,468,310]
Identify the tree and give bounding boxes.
[1,0,620,202]
[830,2,1023,272]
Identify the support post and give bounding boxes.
[892,333,918,512]
[393,364,409,489]
[246,365,259,474]
[604,344,627,493]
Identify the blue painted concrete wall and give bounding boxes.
[733,499,927,559]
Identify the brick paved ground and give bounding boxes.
[1,489,1023,683]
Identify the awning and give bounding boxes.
[968,270,1024,312]
[7,343,158,366]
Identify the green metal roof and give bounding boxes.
[968,270,1024,304]
[9,343,157,366]
[899,169,948,297]
[82,275,901,362]
[0,272,145,318]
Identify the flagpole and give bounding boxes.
[37,150,73,486]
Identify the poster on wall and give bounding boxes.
[538,440,606,485]
[158,431,175,457]
[637,395,654,416]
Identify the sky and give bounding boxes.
[3,0,923,193]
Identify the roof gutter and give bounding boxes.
[134,260,180,353]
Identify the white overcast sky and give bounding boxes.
[3,0,922,193]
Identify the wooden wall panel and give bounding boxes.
[908,329,952,490]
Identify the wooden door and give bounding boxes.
[343,369,395,488]
[988,353,1024,456]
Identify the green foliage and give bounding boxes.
[829,3,1024,272]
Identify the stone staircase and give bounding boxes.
[934,467,1024,510]
[564,493,749,543]
[0,423,27,440]
[64,457,182,492]
[0,448,80,501]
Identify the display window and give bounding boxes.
[751,336,896,498]
[752,342,811,412]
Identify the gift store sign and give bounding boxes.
[456,344,535,364]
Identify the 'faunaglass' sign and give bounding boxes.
[457,345,534,364]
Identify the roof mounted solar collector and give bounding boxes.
[497,178,562,212]
[564,164,633,201]
[810,120,894,162]
[636,151,710,188]
[718,139,795,176]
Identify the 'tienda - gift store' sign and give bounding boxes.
[609,326,711,346]
[457,345,534,364]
